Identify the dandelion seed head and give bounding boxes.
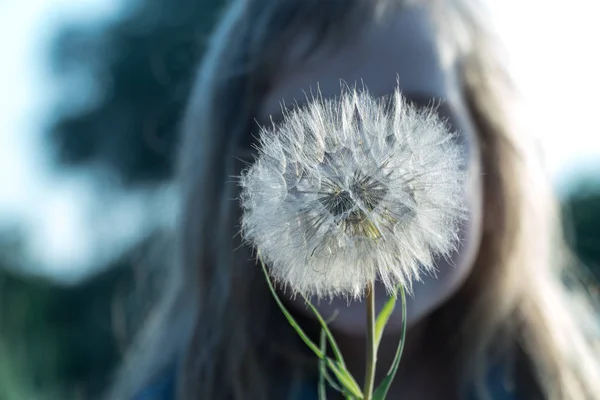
[240,86,467,299]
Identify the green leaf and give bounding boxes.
[374,291,397,349]
[260,260,323,358]
[324,370,346,395]
[260,259,362,398]
[372,286,407,400]
[325,360,364,399]
[301,298,363,397]
[301,294,347,368]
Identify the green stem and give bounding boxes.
[363,282,377,400]
[372,285,407,400]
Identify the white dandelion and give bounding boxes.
[240,86,467,299]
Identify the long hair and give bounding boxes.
[109,0,600,399]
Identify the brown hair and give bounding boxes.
[109,0,600,399]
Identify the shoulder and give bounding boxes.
[468,362,518,400]
[465,348,543,400]
[128,353,541,400]
[133,367,176,400]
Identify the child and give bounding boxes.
[111,0,600,399]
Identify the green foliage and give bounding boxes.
[0,345,39,400]
[0,0,225,396]
[562,175,600,284]
[0,233,167,399]
[0,252,63,399]
[48,0,224,185]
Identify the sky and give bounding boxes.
[490,0,600,184]
[0,0,177,282]
[0,0,598,283]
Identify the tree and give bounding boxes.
[1,0,224,397]
[562,175,600,285]
[0,231,169,398]
[48,0,223,185]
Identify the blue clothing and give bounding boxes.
[133,363,518,400]
[134,367,176,400]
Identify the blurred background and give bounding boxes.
[0,0,599,399]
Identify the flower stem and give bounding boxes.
[363,282,377,400]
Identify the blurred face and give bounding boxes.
[257,6,483,335]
